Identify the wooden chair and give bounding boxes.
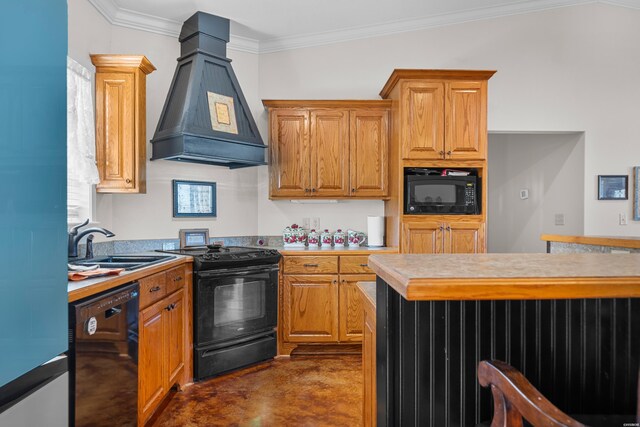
[477,360,640,427]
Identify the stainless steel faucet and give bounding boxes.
[68,219,115,258]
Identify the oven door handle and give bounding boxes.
[197,266,279,278]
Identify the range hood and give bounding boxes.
[151,12,265,168]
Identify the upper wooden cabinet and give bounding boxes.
[91,54,155,193]
[381,70,494,161]
[263,100,390,199]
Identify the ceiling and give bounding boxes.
[89,0,638,53]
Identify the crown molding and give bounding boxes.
[87,0,638,55]
[87,0,260,54]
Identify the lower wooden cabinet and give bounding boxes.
[282,275,339,342]
[362,286,377,427]
[402,220,485,254]
[138,264,190,425]
[280,255,377,351]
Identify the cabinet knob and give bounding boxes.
[446,151,452,157]
[332,280,338,285]
[351,188,356,193]
[125,178,131,184]
[439,225,444,231]
[311,188,316,193]
[446,225,451,231]
[439,150,445,158]
[304,188,310,193]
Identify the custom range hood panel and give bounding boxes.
[151,12,265,168]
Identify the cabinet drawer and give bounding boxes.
[139,271,167,309]
[165,266,185,295]
[340,256,373,274]
[283,256,338,274]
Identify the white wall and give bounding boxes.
[70,1,640,241]
[488,133,585,253]
[259,3,640,237]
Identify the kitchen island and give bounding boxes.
[368,253,640,427]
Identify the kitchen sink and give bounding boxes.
[69,255,175,271]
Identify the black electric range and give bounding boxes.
[158,244,281,271]
[158,244,281,380]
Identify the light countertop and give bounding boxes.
[541,234,640,249]
[368,253,640,301]
[68,253,193,302]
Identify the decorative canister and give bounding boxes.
[347,229,366,247]
[333,229,346,247]
[283,224,307,247]
[320,229,333,248]
[307,229,320,247]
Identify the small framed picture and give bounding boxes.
[173,180,217,217]
[598,175,628,200]
[179,228,210,248]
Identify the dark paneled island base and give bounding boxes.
[376,279,640,426]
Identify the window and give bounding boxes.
[67,57,99,224]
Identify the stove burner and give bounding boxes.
[206,244,228,253]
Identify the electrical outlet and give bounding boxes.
[554,213,565,226]
[302,217,310,230]
[620,213,628,226]
[311,217,320,230]
[520,189,529,200]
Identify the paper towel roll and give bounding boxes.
[367,216,385,247]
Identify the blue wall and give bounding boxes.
[0,0,68,386]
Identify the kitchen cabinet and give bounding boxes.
[137,265,188,425]
[279,253,386,353]
[282,274,339,342]
[402,220,485,254]
[399,79,487,161]
[91,54,155,193]
[360,283,377,427]
[263,100,390,199]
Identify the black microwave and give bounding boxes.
[404,169,480,215]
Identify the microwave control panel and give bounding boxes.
[465,184,476,205]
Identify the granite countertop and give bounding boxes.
[68,253,193,302]
[541,234,640,249]
[368,253,640,301]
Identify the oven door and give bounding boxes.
[194,264,278,347]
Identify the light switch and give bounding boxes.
[302,217,310,230]
[554,214,565,226]
[311,217,320,230]
[619,213,628,225]
[520,189,529,200]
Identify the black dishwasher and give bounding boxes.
[68,282,139,426]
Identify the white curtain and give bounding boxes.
[67,57,99,222]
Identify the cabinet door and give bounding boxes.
[269,109,310,197]
[402,221,443,254]
[339,274,375,342]
[401,82,445,160]
[95,72,136,191]
[310,109,350,197]
[362,299,377,427]
[283,275,339,342]
[349,109,389,197]
[138,299,166,424]
[445,81,487,160]
[444,221,485,254]
[165,290,185,389]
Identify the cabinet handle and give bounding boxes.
[359,263,368,267]
[351,188,356,193]
[303,263,319,267]
[439,225,444,231]
[446,226,451,231]
[332,280,338,285]
[439,150,445,158]
[304,188,310,192]
[173,276,183,282]
[165,303,176,311]
[125,178,131,184]
[149,286,161,293]
[341,279,346,283]
[311,188,317,193]
[446,150,452,157]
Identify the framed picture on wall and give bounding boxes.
[634,167,640,220]
[597,175,628,200]
[173,180,217,217]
